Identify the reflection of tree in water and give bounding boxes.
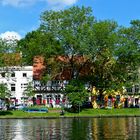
[70,118,91,140]
[91,117,140,140]
[102,118,126,139]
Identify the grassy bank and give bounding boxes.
[0,108,140,118]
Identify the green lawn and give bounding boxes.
[0,108,140,118]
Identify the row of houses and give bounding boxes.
[0,66,68,107]
[0,55,71,108]
[0,55,140,108]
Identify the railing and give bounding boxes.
[33,80,67,93]
[33,80,91,93]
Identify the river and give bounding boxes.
[0,117,140,140]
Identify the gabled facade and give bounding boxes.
[32,55,91,107]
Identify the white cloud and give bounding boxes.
[0,31,21,41]
[0,0,78,8]
[0,0,37,7]
[47,0,78,9]
[47,0,78,6]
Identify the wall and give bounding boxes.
[0,66,33,104]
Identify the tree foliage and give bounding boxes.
[18,30,64,65]
[65,80,89,112]
[40,6,94,56]
[18,6,140,97]
[39,6,95,80]
[23,82,35,98]
[82,20,119,93]
[84,20,140,94]
[0,84,10,99]
[0,38,21,67]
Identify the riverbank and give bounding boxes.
[0,108,140,119]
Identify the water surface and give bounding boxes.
[0,117,140,140]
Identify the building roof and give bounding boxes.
[33,56,46,80]
[33,55,91,80]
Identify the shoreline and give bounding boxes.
[0,115,140,119]
[0,108,140,119]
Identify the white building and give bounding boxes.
[34,80,66,107]
[0,66,33,104]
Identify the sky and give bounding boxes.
[0,0,140,39]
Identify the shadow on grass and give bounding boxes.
[0,111,13,116]
[64,106,83,113]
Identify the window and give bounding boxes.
[11,73,15,77]
[11,84,15,91]
[135,85,139,93]
[1,72,5,77]
[126,88,132,93]
[21,83,28,89]
[23,73,27,77]
[55,94,61,104]
[46,95,52,104]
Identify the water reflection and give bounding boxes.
[91,117,140,140]
[0,117,139,140]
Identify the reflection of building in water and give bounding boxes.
[127,117,140,139]
[12,119,44,140]
[0,120,29,140]
[12,120,24,140]
[0,120,10,139]
[46,119,71,139]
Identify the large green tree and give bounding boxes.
[82,20,119,93]
[18,6,140,100]
[84,20,140,96]
[39,6,95,79]
[40,6,94,55]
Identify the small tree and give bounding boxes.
[65,80,89,112]
[23,82,35,105]
[0,83,11,109]
[0,83,10,99]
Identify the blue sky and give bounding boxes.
[0,0,140,39]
